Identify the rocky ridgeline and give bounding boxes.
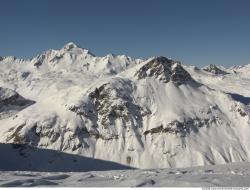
[203,64,228,75]
[135,56,193,85]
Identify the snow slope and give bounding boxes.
[0,143,131,172]
[1,43,250,169]
[1,162,250,187]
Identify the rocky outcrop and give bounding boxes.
[0,87,35,119]
[135,56,193,85]
[0,87,33,107]
[32,54,45,68]
[88,80,149,131]
[203,64,228,75]
[143,117,220,137]
[68,78,151,140]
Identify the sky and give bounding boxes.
[0,0,250,68]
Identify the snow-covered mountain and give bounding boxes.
[1,42,250,169]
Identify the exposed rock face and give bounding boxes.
[21,71,30,79]
[0,56,3,62]
[0,87,18,104]
[171,63,194,85]
[0,87,34,119]
[69,78,151,140]
[143,117,220,137]
[0,87,32,108]
[32,54,45,68]
[5,78,152,150]
[203,64,228,74]
[135,56,193,85]
[6,114,64,147]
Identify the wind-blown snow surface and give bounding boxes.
[1,42,250,170]
[1,162,250,187]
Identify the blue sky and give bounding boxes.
[0,0,250,67]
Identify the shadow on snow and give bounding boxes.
[0,143,134,172]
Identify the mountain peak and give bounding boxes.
[135,56,193,85]
[62,42,79,50]
[61,42,95,57]
[203,64,228,75]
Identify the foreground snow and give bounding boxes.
[1,162,250,187]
